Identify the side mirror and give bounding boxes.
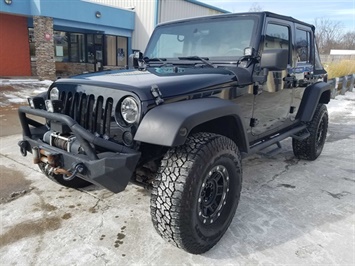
[260,49,288,71]
[128,51,143,69]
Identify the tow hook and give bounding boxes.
[18,141,28,157]
[57,163,85,181]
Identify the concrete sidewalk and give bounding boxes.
[0,93,354,265]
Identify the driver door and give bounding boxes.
[251,20,293,137]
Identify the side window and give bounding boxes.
[296,29,311,62]
[264,23,290,63]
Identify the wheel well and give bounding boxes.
[319,89,331,104]
[189,116,247,153]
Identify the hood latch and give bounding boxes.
[151,85,164,105]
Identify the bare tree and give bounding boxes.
[340,31,355,50]
[314,18,344,54]
[249,2,263,12]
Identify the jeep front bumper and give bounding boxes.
[18,106,141,193]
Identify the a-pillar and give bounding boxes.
[33,16,56,80]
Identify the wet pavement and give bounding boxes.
[0,104,24,137]
[0,81,354,265]
[0,165,32,204]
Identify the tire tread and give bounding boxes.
[150,132,241,254]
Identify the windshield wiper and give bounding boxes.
[178,56,216,68]
[144,57,166,63]
[143,57,168,67]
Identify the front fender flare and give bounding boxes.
[134,98,248,148]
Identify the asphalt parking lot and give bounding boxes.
[0,91,354,265]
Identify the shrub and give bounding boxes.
[324,60,355,79]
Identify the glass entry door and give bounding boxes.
[87,34,103,71]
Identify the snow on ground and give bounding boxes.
[328,91,355,111]
[0,79,52,107]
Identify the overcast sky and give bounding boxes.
[199,0,355,33]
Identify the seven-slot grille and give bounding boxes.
[60,91,114,137]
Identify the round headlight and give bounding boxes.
[49,87,59,100]
[121,97,139,124]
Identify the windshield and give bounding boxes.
[145,17,258,60]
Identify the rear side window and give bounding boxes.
[295,29,311,62]
[264,23,290,63]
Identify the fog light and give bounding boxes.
[45,100,63,113]
[122,131,133,146]
[28,98,35,108]
[45,100,54,112]
[28,97,46,109]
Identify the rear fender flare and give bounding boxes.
[296,81,331,122]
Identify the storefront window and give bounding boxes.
[106,35,117,66]
[29,28,128,68]
[69,33,85,62]
[53,32,86,63]
[54,31,69,62]
[87,34,95,63]
[95,34,103,45]
[117,36,127,67]
[105,35,127,67]
[87,34,103,71]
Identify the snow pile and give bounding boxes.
[0,79,52,107]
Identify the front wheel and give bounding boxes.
[150,133,242,254]
[292,104,328,160]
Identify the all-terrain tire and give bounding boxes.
[292,104,328,160]
[38,163,92,189]
[150,132,242,254]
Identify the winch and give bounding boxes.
[43,131,83,154]
[27,131,87,180]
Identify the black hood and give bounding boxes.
[54,66,251,101]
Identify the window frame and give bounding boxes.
[28,28,129,67]
[295,26,313,64]
[262,19,293,65]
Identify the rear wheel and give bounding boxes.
[293,104,328,160]
[38,163,92,189]
[150,132,242,254]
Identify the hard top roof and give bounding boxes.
[157,11,314,29]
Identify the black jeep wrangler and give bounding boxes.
[19,12,330,254]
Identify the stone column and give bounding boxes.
[33,16,56,80]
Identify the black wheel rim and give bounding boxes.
[197,165,229,224]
